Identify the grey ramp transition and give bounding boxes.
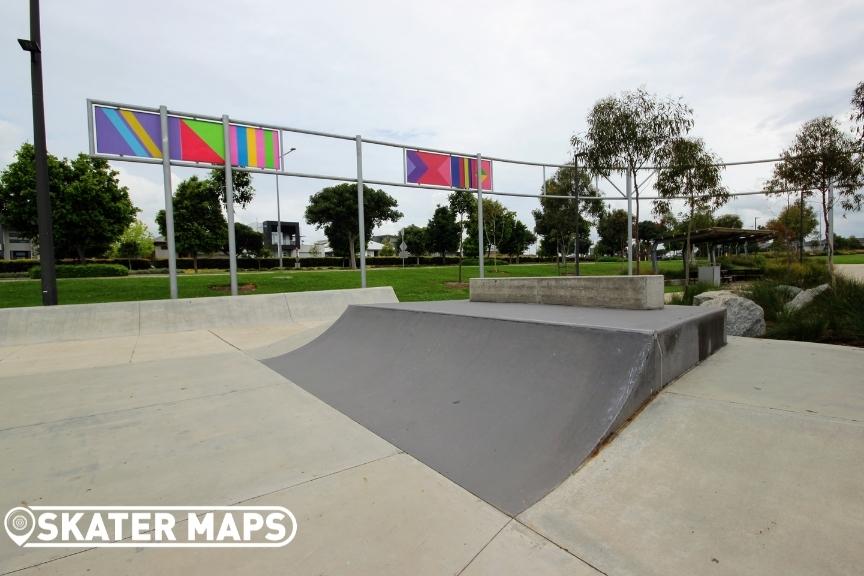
[264,301,725,515]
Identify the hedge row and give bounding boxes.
[2,254,561,274]
[0,258,151,273]
[29,264,129,279]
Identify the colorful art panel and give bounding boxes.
[405,149,493,190]
[167,117,225,164]
[451,156,493,191]
[93,106,281,170]
[405,149,452,186]
[228,125,281,170]
[167,117,281,169]
[94,106,163,159]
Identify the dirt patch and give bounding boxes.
[208,283,257,294]
[444,282,470,289]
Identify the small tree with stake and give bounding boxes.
[765,116,864,280]
[653,137,728,285]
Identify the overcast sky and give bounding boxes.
[2,0,863,248]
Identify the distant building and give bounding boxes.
[0,223,35,260]
[262,221,301,258]
[299,240,333,258]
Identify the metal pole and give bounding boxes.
[22,0,57,305]
[626,168,633,276]
[574,153,580,276]
[798,189,805,263]
[275,175,283,268]
[159,106,178,299]
[356,136,367,288]
[222,115,238,296]
[828,180,835,271]
[477,153,485,278]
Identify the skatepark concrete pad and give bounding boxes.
[264,301,725,515]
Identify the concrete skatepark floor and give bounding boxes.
[1,291,862,575]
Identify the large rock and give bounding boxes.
[693,290,736,306]
[785,284,830,312]
[699,294,766,337]
[776,284,803,298]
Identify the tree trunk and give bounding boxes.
[77,246,86,264]
[633,176,641,275]
[685,208,693,286]
[193,253,198,273]
[822,190,834,282]
[348,235,357,270]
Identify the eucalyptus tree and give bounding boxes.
[653,137,728,285]
[573,88,693,273]
[765,116,864,278]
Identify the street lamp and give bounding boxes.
[19,0,57,305]
[275,147,296,268]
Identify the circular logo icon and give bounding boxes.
[4,507,35,547]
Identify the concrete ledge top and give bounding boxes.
[470,275,665,310]
[362,300,722,334]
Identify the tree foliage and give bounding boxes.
[532,166,602,266]
[110,220,154,261]
[233,222,264,257]
[573,88,693,272]
[714,214,743,229]
[766,201,818,255]
[426,205,460,262]
[596,209,630,257]
[0,143,138,261]
[156,176,226,271]
[402,224,428,258]
[305,183,402,269]
[852,81,864,147]
[765,116,864,277]
[207,168,256,209]
[653,137,728,283]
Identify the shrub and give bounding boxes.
[760,277,864,344]
[0,259,39,273]
[764,259,829,288]
[718,254,766,270]
[679,282,718,305]
[29,263,129,279]
[744,281,791,322]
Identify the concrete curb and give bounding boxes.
[0,287,397,346]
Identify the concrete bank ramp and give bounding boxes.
[264,300,725,515]
[0,287,397,346]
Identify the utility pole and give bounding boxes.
[573,152,580,276]
[19,0,57,305]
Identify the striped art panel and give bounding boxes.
[94,106,163,159]
[451,156,493,191]
[229,125,280,170]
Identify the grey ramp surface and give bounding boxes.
[264,301,724,515]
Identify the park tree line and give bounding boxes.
[2,82,862,276]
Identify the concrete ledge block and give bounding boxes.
[469,275,665,310]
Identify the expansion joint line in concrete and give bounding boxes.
[514,520,610,576]
[662,390,864,425]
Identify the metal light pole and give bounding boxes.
[274,147,296,268]
[19,0,57,305]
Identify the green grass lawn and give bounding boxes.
[2,255,856,309]
[0,260,688,308]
